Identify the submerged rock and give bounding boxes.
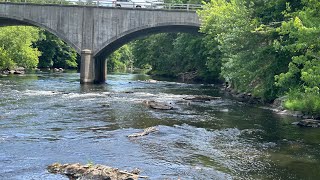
[143,100,173,110]
[47,163,147,180]
[296,119,320,128]
[101,104,110,107]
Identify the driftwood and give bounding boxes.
[183,95,221,102]
[143,100,173,110]
[128,127,158,138]
[47,163,148,180]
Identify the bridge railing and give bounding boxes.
[0,0,202,11]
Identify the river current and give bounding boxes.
[0,72,320,180]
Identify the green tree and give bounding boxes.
[107,45,134,72]
[0,26,41,70]
[198,0,295,100]
[275,0,320,114]
[35,30,79,69]
[131,32,220,81]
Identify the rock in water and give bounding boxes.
[297,119,320,128]
[47,163,148,180]
[143,100,173,110]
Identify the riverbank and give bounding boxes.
[148,73,320,123]
[221,85,320,125]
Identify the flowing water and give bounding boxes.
[0,72,320,180]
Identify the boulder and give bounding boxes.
[13,71,24,74]
[47,163,147,180]
[145,79,157,83]
[15,67,25,71]
[9,70,15,74]
[143,100,173,110]
[53,68,64,72]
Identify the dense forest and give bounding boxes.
[0,0,319,115]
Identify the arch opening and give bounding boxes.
[93,24,202,83]
[94,24,200,61]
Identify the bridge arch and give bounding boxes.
[0,15,81,54]
[94,23,200,59]
[92,23,201,83]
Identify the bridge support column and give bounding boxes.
[80,49,95,84]
[94,57,106,83]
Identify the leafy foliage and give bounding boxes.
[198,0,319,113]
[0,26,41,70]
[107,45,134,72]
[274,0,320,114]
[34,30,79,69]
[131,33,220,81]
[198,0,287,100]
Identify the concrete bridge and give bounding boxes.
[0,2,201,83]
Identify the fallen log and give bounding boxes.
[128,127,158,138]
[47,163,148,180]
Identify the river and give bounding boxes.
[0,72,320,180]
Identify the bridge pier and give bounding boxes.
[80,49,95,84]
[94,58,106,84]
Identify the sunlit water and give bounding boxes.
[0,72,320,180]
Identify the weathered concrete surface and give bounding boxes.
[80,49,94,84]
[0,3,201,83]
